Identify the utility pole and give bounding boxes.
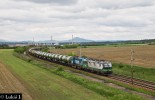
[130,49,135,85]
[72,34,73,45]
[51,35,52,44]
[79,47,81,57]
[50,34,52,52]
[33,37,35,46]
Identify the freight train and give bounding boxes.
[28,48,112,75]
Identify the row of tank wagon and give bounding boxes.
[29,48,112,75]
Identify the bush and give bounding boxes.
[119,63,124,68]
[27,59,32,62]
[82,55,87,58]
[68,52,76,56]
[41,46,49,52]
[64,44,79,49]
[56,67,64,71]
[55,44,79,49]
[14,47,25,53]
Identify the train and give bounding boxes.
[28,48,112,75]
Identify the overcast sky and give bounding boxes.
[0,0,155,41]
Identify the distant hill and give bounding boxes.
[0,39,6,42]
[38,40,58,43]
[0,38,154,45]
[60,37,94,43]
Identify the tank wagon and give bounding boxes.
[28,48,112,75]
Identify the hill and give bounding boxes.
[60,37,94,43]
[0,39,6,42]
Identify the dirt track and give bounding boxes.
[0,63,33,100]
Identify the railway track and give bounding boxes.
[26,51,155,92]
[108,74,155,91]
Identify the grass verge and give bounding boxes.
[112,62,155,82]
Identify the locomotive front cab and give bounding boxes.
[102,61,112,74]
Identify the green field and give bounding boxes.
[0,49,145,100]
[81,43,147,48]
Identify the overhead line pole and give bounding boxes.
[51,34,52,52]
[130,49,135,85]
[33,37,34,46]
[72,35,73,45]
[79,47,81,57]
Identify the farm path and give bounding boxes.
[0,62,33,100]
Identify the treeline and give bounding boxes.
[14,46,30,53]
[55,44,79,49]
[122,39,155,44]
[79,39,155,46]
[0,44,16,49]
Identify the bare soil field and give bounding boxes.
[0,62,33,100]
[50,45,155,68]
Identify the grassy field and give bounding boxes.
[0,49,106,100]
[112,63,155,82]
[0,49,145,100]
[85,43,147,48]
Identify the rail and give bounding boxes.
[108,74,155,91]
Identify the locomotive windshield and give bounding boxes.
[102,62,112,68]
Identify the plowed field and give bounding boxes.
[0,62,33,100]
[50,45,155,68]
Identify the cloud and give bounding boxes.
[79,0,155,9]
[0,0,155,41]
[14,0,77,5]
[96,15,154,27]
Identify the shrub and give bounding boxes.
[82,55,87,58]
[64,44,79,49]
[27,59,32,62]
[119,63,124,68]
[41,46,49,52]
[68,52,76,56]
[55,44,79,49]
[14,46,26,53]
[56,67,64,71]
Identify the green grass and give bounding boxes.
[29,56,155,96]
[112,63,155,82]
[85,43,147,48]
[51,69,145,100]
[0,49,106,100]
[53,63,155,96]
[0,49,145,100]
[24,51,155,96]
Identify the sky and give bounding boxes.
[0,0,155,41]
